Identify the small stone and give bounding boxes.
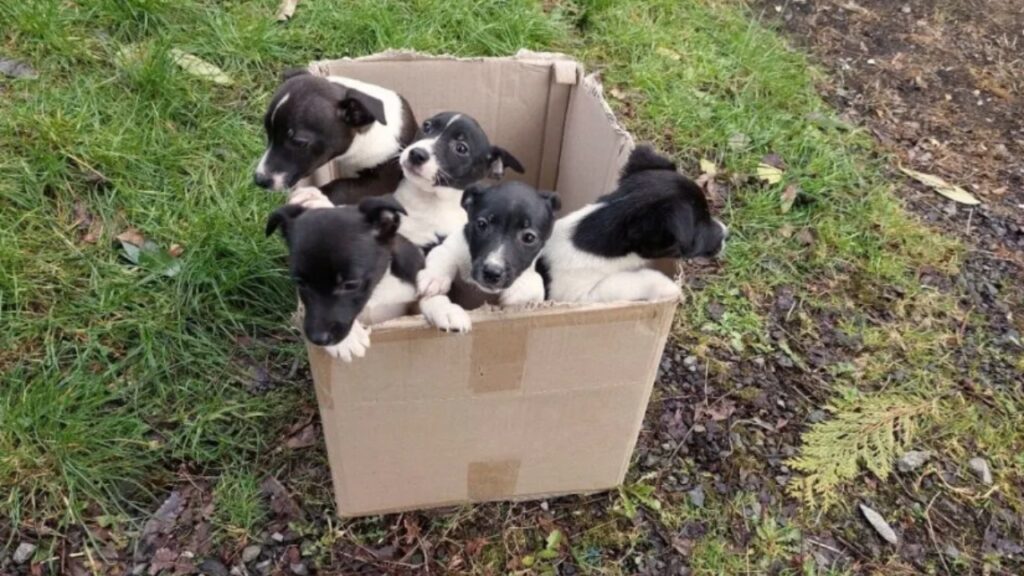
[290,562,309,575]
[901,5,911,13]
[132,564,149,576]
[242,546,262,564]
[752,357,765,369]
[860,504,898,544]
[969,457,993,485]
[255,560,273,576]
[271,532,285,543]
[808,409,826,423]
[897,450,931,473]
[230,568,245,576]
[688,486,705,508]
[13,543,37,565]
[198,559,229,576]
[540,500,549,512]
[944,545,959,559]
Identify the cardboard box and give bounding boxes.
[300,51,680,517]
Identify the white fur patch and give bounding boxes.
[270,92,290,125]
[417,232,470,297]
[326,75,407,177]
[541,203,679,303]
[399,137,439,186]
[483,244,506,270]
[255,149,288,192]
[323,320,371,362]
[498,266,546,307]
[393,178,467,248]
[419,295,472,332]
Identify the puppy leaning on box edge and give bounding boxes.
[394,111,525,250]
[416,181,561,332]
[253,69,418,204]
[265,197,424,362]
[537,145,729,303]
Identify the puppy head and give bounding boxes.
[399,112,524,191]
[664,179,729,259]
[265,197,405,346]
[460,181,560,292]
[254,72,387,192]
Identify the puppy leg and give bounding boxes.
[585,269,682,303]
[288,186,334,209]
[417,234,468,297]
[419,295,472,333]
[322,320,372,362]
[498,268,545,307]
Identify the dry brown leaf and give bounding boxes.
[116,228,145,247]
[899,166,980,205]
[780,184,799,214]
[284,424,318,449]
[276,0,299,21]
[168,244,184,258]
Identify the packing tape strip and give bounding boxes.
[467,459,521,501]
[468,325,528,394]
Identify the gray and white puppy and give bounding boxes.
[417,181,560,332]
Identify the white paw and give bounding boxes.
[421,297,472,333]
[416,270,452,298]
[322,322,372,362]
[648,280,683,301]
[498,272,545,307]
[288,186,333,209]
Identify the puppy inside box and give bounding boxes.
[292,51,717,518]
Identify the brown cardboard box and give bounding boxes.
[300,51,680,517]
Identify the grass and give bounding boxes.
[2,0,1021,572]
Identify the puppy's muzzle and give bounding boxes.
[406,147,429,167]
[253,171,274,189]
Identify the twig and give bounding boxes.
[806,537,843,555]
[925,493,954,576]
[965,207,975,235]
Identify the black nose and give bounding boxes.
[307,330,334,346]
[407,147,429,166]
[481,264,505,285]
[253,172,273,189]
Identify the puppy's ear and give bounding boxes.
[339,88,387,127]
[461,184,486,212]
[538,190,562,213]
[358,196,406,241]
[487,146,525,180]
[622,144,676,178]
[281,67,311,81]
[265,204,306,239]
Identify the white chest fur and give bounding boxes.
[394,180,468,248]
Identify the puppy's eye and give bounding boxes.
[422,120,432,132]
[336,279,363,293]
[475,218,489,231]
[454,142,469,155]
[520,231,538,245]
[290,134,311,149]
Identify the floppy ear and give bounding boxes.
[487,146,525,179]
[340,88,387,127]
[265,203,306,239]
[538,190,562,213]
[281,67,311,81]
[461,184,486,212]
[358,196,406,241]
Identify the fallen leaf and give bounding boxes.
[284,424,318,450]
[728,133,750,150]
[168,244,184,258]
[141,491,185,543]
[860,504,898,544]
[697,399,736,422]
[117,228,146,247]
[545,529,563,551]
[899,167,980,205]
[756,163,784,185]
[0,58,37,79]
[780,184,799,214]
[609,87,626,100]
[402,517,422,545]
[656,47,681,61]
[276,0,299,21]
[149,548,178,575]
[795,228,815,246]
[761,153,786,170]
[464,538,487,557]
[260,476,302,520]
[169,49,232,86]
[699,158,717,177]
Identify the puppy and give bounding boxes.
[393,112,524,249]
[266,197,424,361]
[254,70,417,201]
[538,146,728,303]
[417,181,560,332]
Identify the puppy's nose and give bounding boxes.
[407,147,429,166]
[253,171,273,189]
[307,331,334,346]
[481,263,505,285]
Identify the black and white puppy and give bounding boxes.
[393,112,524,249]
[254,70,417,200]
[417,181,560,332]
[265,197,423,361]
[538,146,728,303]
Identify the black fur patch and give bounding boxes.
[574,145,726,259]
[404,112,523,189]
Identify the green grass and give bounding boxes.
[2,0,1021,571]
[212,469,266,540]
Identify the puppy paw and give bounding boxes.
[322,322,372,362]
[420,297,472,333]
[288,186,334,209]
[649,280,683,301]
[416,270,452,298]
[498,271,545,307]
